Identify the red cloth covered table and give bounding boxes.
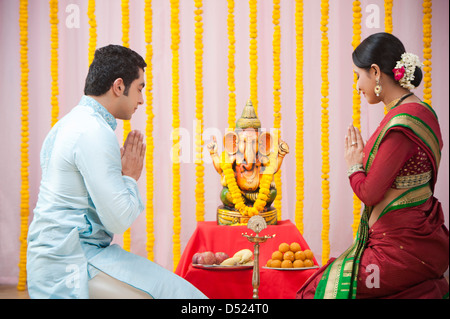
[175,220,319,299]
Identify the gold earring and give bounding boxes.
[355,84,360,95]
[374,79,382,97]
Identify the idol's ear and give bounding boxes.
[258,132,273,156]
[223,131,238,155]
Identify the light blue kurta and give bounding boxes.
[27,96,206,299]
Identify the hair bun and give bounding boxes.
[411,65,423,88]
[393,52,423,90]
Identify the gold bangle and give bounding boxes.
[347,164,364,177]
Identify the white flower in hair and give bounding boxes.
[392,53,423,90]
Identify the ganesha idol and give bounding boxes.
[207,100,289,225]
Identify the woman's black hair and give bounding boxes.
[84,45,147,96]
[352,32,422,87]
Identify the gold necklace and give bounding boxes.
[384,92,414,112]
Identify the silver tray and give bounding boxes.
[192,264,253,271]
[262,265,319,271]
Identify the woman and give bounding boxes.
[297,32,448,299]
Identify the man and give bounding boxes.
[27,45,206,299]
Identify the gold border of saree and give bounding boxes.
[367,103,441,171]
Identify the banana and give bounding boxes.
[232,249,253,264]
[220,256,241,266]
[242,260,254,266]
[220,249,253,266]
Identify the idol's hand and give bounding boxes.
[207,136,218,155]
[344,124,364,168]
[278,140,289,157]
[121,130,146,181]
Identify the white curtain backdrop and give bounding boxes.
[0,0,448,285]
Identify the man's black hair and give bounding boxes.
[84,45,147,96]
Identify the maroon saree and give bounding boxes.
[297,102,449,299]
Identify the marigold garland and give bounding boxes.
[121,0,131,252]
[351,1,362,50]
[171,0,181,271]
[294,0,304,234]
[17,0,30,291]
[194,0,205,222]
[351,0,362,238]
[87,0,96,65]
[422,0,432,105]
[272,0,282,221]
[383,0,393,117]
[50,0,59,127]
[320,0,330,266]
[220,152,276,217]
[384,0,393,34]
[144,0,155,261]
[249,0,258,113]
[227,0,237,129]
[122,0,130,48]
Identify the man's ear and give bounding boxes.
[112,78,124,97]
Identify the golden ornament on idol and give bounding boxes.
[208,100,289,226]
